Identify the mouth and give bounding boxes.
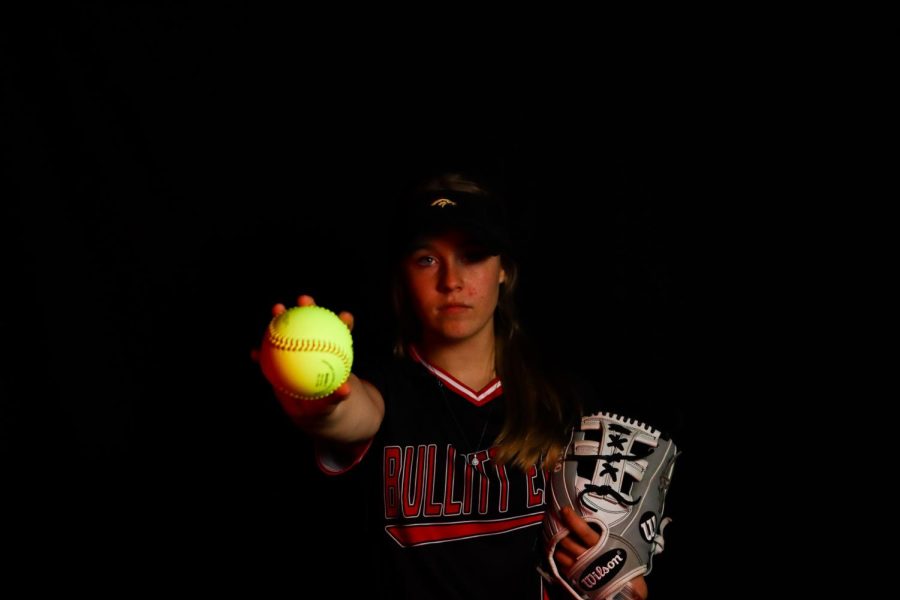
[438,303,472,314]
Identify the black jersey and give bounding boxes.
[315,348,683,599]
[318,347,551,599]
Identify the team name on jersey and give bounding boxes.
[382,444,545,520]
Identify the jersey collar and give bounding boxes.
[409,345,503,407]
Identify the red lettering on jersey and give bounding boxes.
[462,458,474,515]
[473,449,491,515]
[526,464,545,508]
[386,444,541,521]
[423,444,442,517]
[443,445,463,516]
[488,447,510,513]
[401,445,426,518]
[383,446,401,519]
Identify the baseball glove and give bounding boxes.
[542,411,678,600]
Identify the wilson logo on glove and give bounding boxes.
[542,411,679,600]
[639,512,658,543]
[579,549,627,590]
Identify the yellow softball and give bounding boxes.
[259,305,354,400]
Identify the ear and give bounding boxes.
[499,267,507,284]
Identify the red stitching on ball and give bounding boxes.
[266,324,352,372]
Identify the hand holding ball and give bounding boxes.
[259,305,354,400]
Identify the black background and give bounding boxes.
[2,6,744,595]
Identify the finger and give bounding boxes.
[553,548,575,571]
[624,576,648,600]
[332,380,352,398]
[313,382,353,410]
[560,506,601,547]
[279,381,352,419]
[297,294,316,307]
[250,348,260,363]
[557,533,589,557]
[272,303,287,317]
[282,394,336,419]
[339,311,354,331]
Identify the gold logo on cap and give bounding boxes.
[430,198,457,208]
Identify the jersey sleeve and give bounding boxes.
[315,437,375,475]
[313,358,389,475]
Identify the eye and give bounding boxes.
[413,255,436,267]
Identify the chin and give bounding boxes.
[437,329,474,342]
[423,322,466,340]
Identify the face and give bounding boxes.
[403,230,507,347]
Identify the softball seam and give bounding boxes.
[266,328,352,369]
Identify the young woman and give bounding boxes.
[262,173,650,599]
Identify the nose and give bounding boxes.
[439,259,463,291]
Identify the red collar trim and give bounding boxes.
[409,345,503,407]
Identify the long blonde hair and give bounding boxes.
[391,173,577,469]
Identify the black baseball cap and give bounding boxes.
[392,187,512,258]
